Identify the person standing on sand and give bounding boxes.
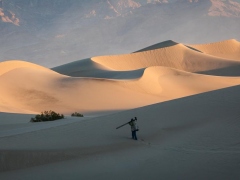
[128,117,138,140]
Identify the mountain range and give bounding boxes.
[0,0,240,67]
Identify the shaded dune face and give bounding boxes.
[1,39,240,114]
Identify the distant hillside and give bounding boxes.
[0,0,240,67]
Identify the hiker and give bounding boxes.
[128,118,138,140]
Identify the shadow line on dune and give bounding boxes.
[185,45,203,53]
[133,40,178,53]
[52,58,145,79]
[197,64,240,76]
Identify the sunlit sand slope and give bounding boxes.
[0,60,49,76]
[1,61,240,114]
[189,39,240,61]
[91,42,240,76]
[0,61,161,114]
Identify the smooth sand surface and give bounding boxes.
[1,62,240,115]
[0,86,240,179]
[0,60,50,76]
[91,40,240,76]
[54,39,240,77]
[0,39,240,179]
[189,39,240,61]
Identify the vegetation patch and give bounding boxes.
[30,110,64,122]
[71,112,84,117]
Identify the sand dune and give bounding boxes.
[52,58,145,79]
[124,66,240,96]
[54,39,240,78]
[1,39,240,115]
[189,39,240,61]
[1,85,240,179]
[133,40,179,53]
[135,39,240,61]
[1,39,240,179]
[0,60,50,76]
[91,41,240,76]
[1,60,240,115]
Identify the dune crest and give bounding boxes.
[123,66,240,98]
[0,60,51,76]
[189,39,240,60]
[133,40,179,53]
[91,43,240,76]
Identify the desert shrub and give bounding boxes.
[71,112,84,117]
[30,110,64,122]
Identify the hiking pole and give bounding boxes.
[116,122,129,129]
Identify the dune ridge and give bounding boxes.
[52,58,145,79]
[0,60,51,76]
[189,39,240,60]
[91,42,240,76]
[1,59,240,114]
[133,40,179,53]
[53,39,240,78]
